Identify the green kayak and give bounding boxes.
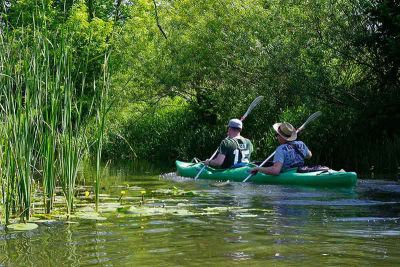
[176,160,357,188]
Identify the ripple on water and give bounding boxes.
[358,179,400,193]
[339,229,400,237]
[271,199,399,206]
[143,227,173,234]
[2,176,400,266]
[148,220,174,225]
[148,248,171,253]
[335,217,400,222]
[182,218,206,224]
[227,251,254,261]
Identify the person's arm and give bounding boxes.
[251,146,284,176]
[204,139,230,167]
[252,162,283,176]
[204,154,226,167]
[248,140,254,161]
[305,149,312,159]
[302,142,312,159]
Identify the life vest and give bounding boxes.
[231,137,251,165]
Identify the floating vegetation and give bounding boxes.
[34,219,58,224]
[203,206,247,213]
[1,175,272,229]
[75,212,107,221]
[124,206,197,217]
[64,221,79,225]
[6,223,39,231]
[151,187,200,197]
[97,203,124,213]
[235,214,258,218]
[203,207,274,216]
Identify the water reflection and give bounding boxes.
[1,169,400,266]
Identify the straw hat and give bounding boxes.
[273,122,297,141]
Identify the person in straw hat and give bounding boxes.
[203,118,253,169]
[251,122,312,175]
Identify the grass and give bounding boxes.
[0,18,110,223]
[95,53,111,212]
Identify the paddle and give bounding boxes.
[242,111,322,182]
[194,96,264,180]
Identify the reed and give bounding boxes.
[95,53,111,212]
[0,10,110,222]
[0,30,37,223]
[58,70,87,215]
[39,45,60,214]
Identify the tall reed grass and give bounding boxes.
[0,16,110,222]
[95,53,111,212]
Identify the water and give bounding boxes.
[1,167,400,266]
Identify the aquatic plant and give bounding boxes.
[95,53,111,212]
[0,28,39,223]
[0,19,110,223]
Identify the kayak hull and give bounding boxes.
[175,160,357,188]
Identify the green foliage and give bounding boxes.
[105,0,399,175]
[1,0,398,178]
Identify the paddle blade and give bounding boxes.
[297,111,322,132]
[241,96,264,121]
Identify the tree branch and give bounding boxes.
[152,0,167,39]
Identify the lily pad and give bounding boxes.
[236,214,258,218]
[126,206,196,217]
[98,202,123,213]
[64,221,79,224]
[28,216,41,222]
[160,199,189,203]
[170,209,196,216]
[151,188,199,197]
[75,206,96,212]
[127,186,146,191]
[34,219,58,224]
[204,206,242,212]
[7,223,38,231]
[75,212,107,221]
[126,206,166,216]
[52,214,70,220]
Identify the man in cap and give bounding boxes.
[204,118,253,168]
[251,122,312,175]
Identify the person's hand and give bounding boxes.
[203,159,211,166]
[250,167,258,174]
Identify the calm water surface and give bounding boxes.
[1,167,400,266]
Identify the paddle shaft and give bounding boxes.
[194,96,264,180]
[242,111,322,182]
